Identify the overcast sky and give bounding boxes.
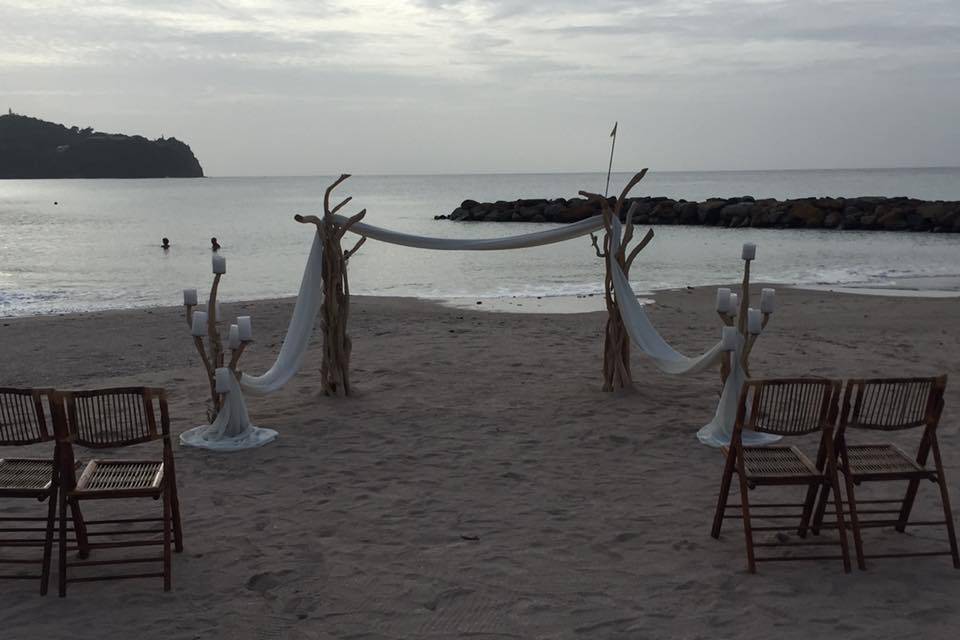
[2,0,958,176]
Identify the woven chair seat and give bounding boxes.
[845,444,925,477]
[0,458,53,491]
[739,446,819,479]
[75,460,164,493]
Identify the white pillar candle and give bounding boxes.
[228,324,240,349]
[212,254,227,274]
[183,288,198,306]
[728,293,739,315]
[214,367,232,394]
[747,308,763,334]
[715,288,732,313]
[741,243,757,261]
[191,310,208,337]
[237,316,253,341]
[721,326,739,351]
[760,288,776,313]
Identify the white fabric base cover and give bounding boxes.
[695,335,781,447]
[181,371,278,451]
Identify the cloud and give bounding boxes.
[1,1,957,174]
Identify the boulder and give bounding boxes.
[698,199,727,225]
[789,200,825,227]
[720,202,755,221]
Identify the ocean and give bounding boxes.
[1,168,959,317]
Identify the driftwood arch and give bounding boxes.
[293,171,655,397]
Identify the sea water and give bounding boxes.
[1,168,959,317]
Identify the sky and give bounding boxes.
[1,0,958,176]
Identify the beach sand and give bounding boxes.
[1,287,959,639]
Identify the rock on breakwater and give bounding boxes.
[435,196,960,232]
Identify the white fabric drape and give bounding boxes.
[335,214,606,250]
[180,371,279,451]
[238,216,607,395]
[694,334,780,447]
[607,218,724,375]
[239,232,324,396]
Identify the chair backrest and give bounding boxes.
[60,387,170,448]
[736,378,840,437]
[840,376,946,432]
[0,387,55,445]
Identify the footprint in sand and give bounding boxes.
[246,569,295,594]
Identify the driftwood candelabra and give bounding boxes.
[581,169,656,392]
[182,255,253,422]
[294,174,367,397]
[715,244,776,383]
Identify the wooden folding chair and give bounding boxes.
[0,388,65,594]
[53,387,184,596]
[711,378,851,573]
[814,376,959,570]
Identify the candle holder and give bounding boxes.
[714,243,774,384]
[179,256,278,451]
[698,243,780,447]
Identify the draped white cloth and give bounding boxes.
[180,371,278,451]
[240,232,324,396]
[237,215,608,396]
[607,217,778,447]
[694,334,781,447]
[607,218,724,375]
[337,214,606,251]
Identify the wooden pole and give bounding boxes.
[605,122,617,197]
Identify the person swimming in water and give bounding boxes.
[211,237,221,251]
[161,237,170,249]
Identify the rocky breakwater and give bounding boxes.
[435,196,960,232]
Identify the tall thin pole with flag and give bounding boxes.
[604,121,618,197]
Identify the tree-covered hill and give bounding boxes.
[0,112,204,178]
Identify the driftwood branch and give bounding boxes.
[345,235,366,259]
[295,174,367,397]
[582,169,653,391]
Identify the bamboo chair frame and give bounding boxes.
[813,376,959,570]
[53,387,183,596]
[711,378,851,573]
[0,388,65,595]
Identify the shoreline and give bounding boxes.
[5,274,959,321]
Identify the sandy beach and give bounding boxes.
[2,287,959,639]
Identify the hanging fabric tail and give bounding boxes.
[607,217,724,375]
[240,232,325,395]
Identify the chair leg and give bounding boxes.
[828,469,852,573]
[169,480,184,553]
[69,498,90,559]
[58,490,68,598]
[711,450,736,539]
[896,478,922,533]
[40,490,57,596]
[933,474,960,569]
[797,480,821,538]
[842,473,866,570]
[810,480,832,536]
[736,471,756,573]
[163,488,172,591]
